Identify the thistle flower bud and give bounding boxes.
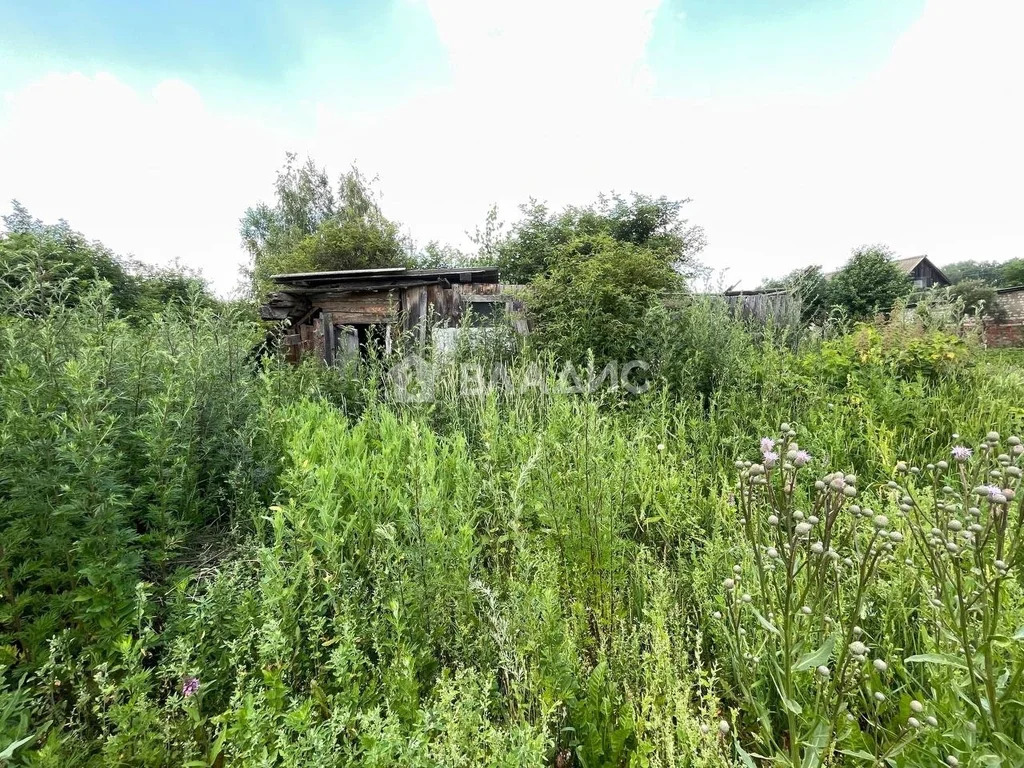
[815,480,825,490]
[873,515,889,529]
[723,578,735,590]
[987,431,1000,443]
[749,464,765,476]
[945,756,959,768]
[795,522,812,536]
[948,520,962,532]
[926,715,938,727]
[816,665,830,678]
[889,531,904,543]
[780,422,791,432]
[808,515,820,525]
[908,716,921,728]
[849,641,868,656]
[874,691,886,701]
[766,547,779,558]
[910,699,923,713]
[742,594,752,603]
[733,565,742,574]
[937,460,949,470]
[718,720,730,734]
[873,658,888,672]
[713,611,722,619]
[1010,436,1021,446]
[896,461,908,472]
[793,510,805,520]
[843,485,857,497]
[811,541,824,554]
[801,605,812,615]
[767,514,779,526]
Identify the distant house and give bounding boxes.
[820,254,950,289]
[893,255,950,289]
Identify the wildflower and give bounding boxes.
[182,676,200,698]
[713,611,722,619]
[792,450,811,467]
[657,443,666,452]
[951,445,972,462]
[763,451,780,468]
[760,437,776,454]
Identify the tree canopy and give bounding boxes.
[241,155,412,297]
[1,201,213,317]
[495,194,705,284]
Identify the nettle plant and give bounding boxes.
[892,431,1024,760]
[720,424,913,767]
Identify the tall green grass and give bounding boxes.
[2,285,1023,766]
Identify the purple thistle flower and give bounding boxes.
[182,676,200,698]
[760,437,776,454]
[763,451,780,468]
[981,485,1002,501]
[951,445,972,462]
[794,450,811,467]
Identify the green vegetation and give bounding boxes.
[2,178,1024,766]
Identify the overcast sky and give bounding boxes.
[1,0,1021,294]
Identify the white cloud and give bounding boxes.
[0,72,289,293]
[1,0,1021,295]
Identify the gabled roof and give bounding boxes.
[824,254,949,285]
[892,255,950,285]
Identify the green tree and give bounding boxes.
[496,193,704,284]
[828,245,912,320]
[942,259,1004,285]
[2,201,139,313]
[1000,258,1024,287]
[761,265,831,324]
[526,232,685,362]
[241,155,411,297]
[948,279,1007,322]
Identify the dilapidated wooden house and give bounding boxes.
[260,266,525,363]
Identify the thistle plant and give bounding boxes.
[721,424,908,766]
[892,431,1024,752]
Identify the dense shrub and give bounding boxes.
[0,275,276,689]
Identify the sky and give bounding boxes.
[1,0,1021,294]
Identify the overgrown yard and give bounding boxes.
[2,279,1023,766]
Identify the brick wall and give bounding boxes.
[984,287,1024,347]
